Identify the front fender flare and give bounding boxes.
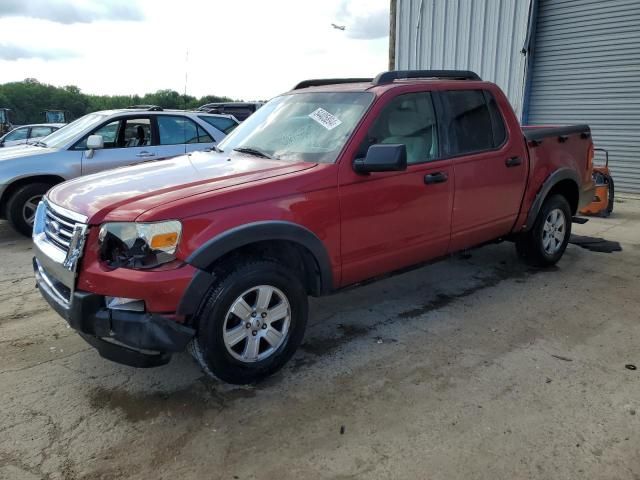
[177,221,333,317]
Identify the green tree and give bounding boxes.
[0,79,236,124]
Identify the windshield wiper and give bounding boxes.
[233,147,272,159]
[28,141,48,147]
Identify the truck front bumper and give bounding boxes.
[34,257,195,368]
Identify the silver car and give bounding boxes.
[0,123,65,148]
[0,107,238,235]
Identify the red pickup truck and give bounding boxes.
[33,70,594,384]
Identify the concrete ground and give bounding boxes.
[1,199,639,480]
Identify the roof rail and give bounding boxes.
[126,105,163,111]
[293,78,373,90]
[372,70,481,86]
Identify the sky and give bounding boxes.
[0,0,390,100]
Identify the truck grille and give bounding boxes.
[44,205,78,253]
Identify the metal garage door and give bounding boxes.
[526,0,640,194]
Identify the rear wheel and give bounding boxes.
[516,194,572,267]
[191,259,308,384]
[6,183,50,237]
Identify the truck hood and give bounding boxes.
[47,150,317,223]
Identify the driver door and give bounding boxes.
[338,91,454,287]
[80,116,159,175]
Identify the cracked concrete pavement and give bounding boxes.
[1,199,639,479]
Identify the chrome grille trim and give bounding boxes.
[45,206,77,251]
[33,199,89,296]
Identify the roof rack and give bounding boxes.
[372,70,481,85]
[125,105,164,111]
[293,78,373,90]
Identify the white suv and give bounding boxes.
[0,107,238,235]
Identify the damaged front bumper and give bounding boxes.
[34,257,195,368]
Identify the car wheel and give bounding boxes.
[191,259,308,384]
[516,194,572,267]
[6,183,50,237]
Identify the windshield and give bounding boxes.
[217,92,374,163]
[39,113,107,149]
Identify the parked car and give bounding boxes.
[0,123,65,148]
[0,108,239,235]
[197,102,263,121]
[33,70,595,384]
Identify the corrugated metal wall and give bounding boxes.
[527,0,640,194]
[395,0,532,118]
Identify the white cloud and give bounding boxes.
[0,0,144,24]
[0,43,78,60]
[336,0,389,39]
[0,0,389,100]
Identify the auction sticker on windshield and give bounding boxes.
[308,108,342,130]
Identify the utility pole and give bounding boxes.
[389,0,397,70]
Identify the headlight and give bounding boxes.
[99,221,182,269]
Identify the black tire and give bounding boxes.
[6,182,51,237]
[516,194,572,267]
[605,176,615,216]
[191,259,308,384]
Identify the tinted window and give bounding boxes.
[157,116,203,145]
[199,115,238,134]
[486,92,507,146]
[5,127,28,141]
[30,126,54,138]
[361,92,438,164]
[197,125,213,143]
[443,90,504,156]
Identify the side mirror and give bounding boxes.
[85,134,103,159]
[87,134,104,150]
[353,144,407,174]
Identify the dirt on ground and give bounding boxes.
[1,200,639,480]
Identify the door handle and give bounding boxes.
[424,172,448,184]
[136,151,156,158]
[505,156,522,167]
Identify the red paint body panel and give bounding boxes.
[514,126,594,231]
[77,229,196,313]
[447,86,529,251]
[49,79,593,316]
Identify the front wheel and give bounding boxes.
[516,194,572,267]
[191,259,308,384]
[6,182,51,237]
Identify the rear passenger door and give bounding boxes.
[156,115,216,155]
[441,89,528,252]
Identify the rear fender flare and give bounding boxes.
[524,168,579,231]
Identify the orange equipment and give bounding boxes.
[580,148,614,217]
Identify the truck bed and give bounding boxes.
[515,124,594,231]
